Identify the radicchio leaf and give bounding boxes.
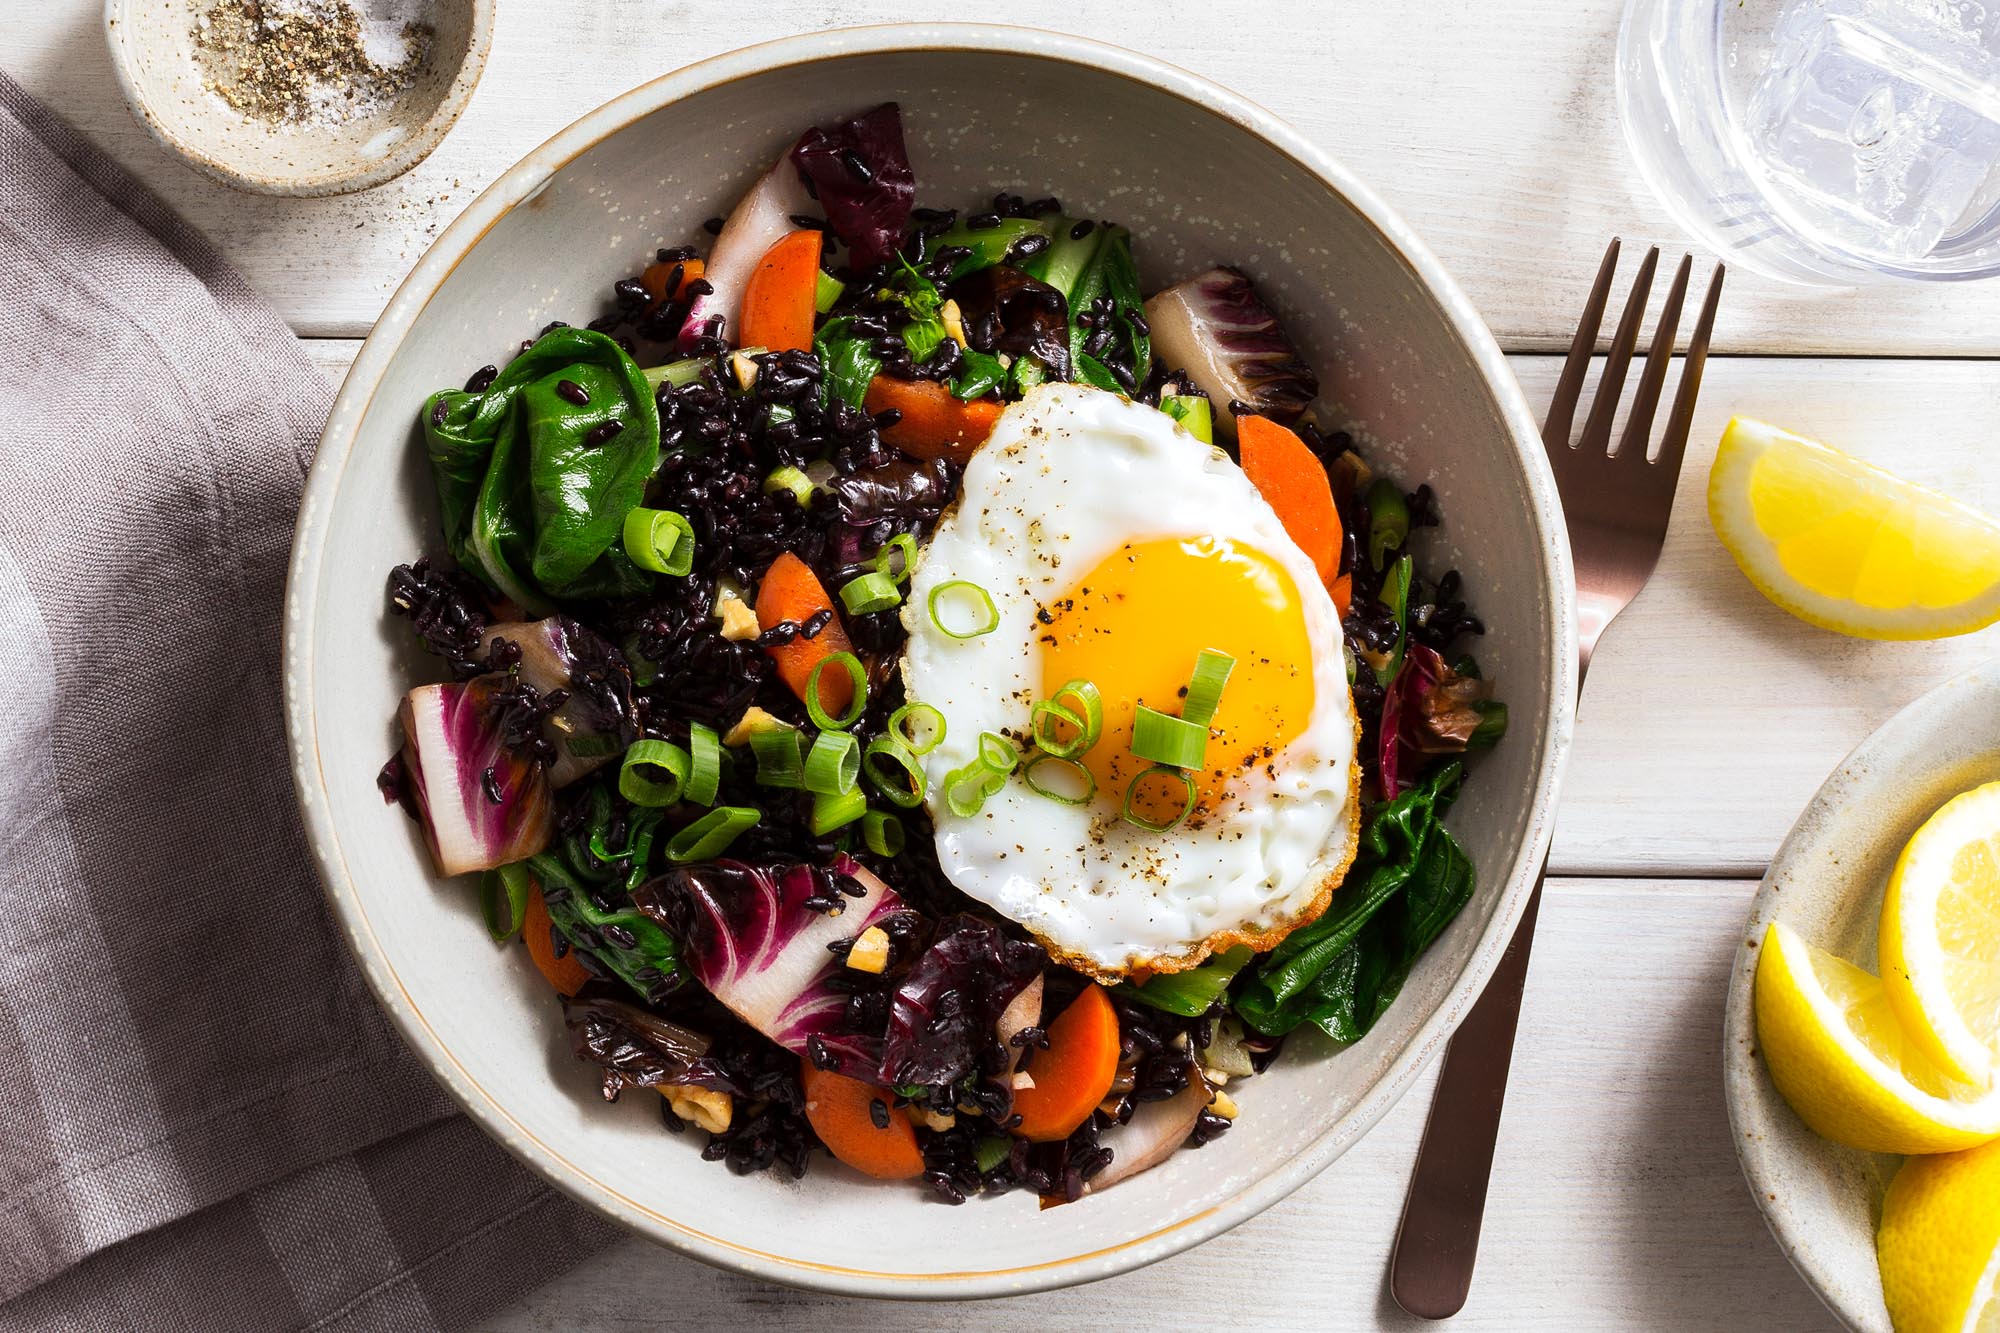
[479,617,637,787]
[945,265,1071,379]
[561,994,734,1102]
[1079,1075,1209,1196]
[396,676,553,876]
[823,458,951,530]
[789,103,916,271]
[882,915,1044,1092]
[1143,267,1319,434]
[1379,644,1492,793]
[634,857,902,1070]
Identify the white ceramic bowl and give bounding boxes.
[284,24,1575,1298]
[1725,661,2000,1332]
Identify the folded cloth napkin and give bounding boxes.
[0,72,617,1330]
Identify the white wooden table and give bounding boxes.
[18,1,2000,1325]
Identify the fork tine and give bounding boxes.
[1543,237,1621,450]
[1579,245,1660,455]
[1617,253,1693,461]
[1653,263,1726,484]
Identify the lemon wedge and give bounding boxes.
[1708,417,2000,640]
[1879,1138,2000,1333]
[1882,782,2000,1088]
[1754,921,2000,1154]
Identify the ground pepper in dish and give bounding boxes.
[191,0,434,126]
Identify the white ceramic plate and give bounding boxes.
[284,24,1576,1298]
[1724,660,2000,1332]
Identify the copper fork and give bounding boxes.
[1388,238,1725,1319]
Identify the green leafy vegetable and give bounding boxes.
[1063,225,1150,390]
[421,328,661,609]
[1234,762,1473,1042]
[887,258,948,362]
[1121,944,1253,1017]
[936,216,1057,279]
[528,849,680,1000]
[951,348,1008,401]
[812,316,882,410]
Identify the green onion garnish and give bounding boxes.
[1181,649,1236,729]
[1023,753,1095,806]
[804,730,861,796]
[839,571,902,615]
[1031,679,1103,758]
[928,580,999,639]
[664,806,760,862]
[814,269,845,314]
[1159,393,1213,445]
[972,1135,1013,1174]
[977,731,1019,775]
[862,810,904,857]
[763,466,814,507]
[750,725,806,788]
[482,861,533,942]
[684,722,721,806]
[888,701,945,755]
[874,533,918,586]
[1365,480,1411,572]
[944,759,1009,818]
[1122,765,1197,833]
[805,651,868,731]
[1131,705,1208,770]
[641,357,711,390]
[810,786,867,835]
[863,737,926,808]
[619,739,689,807]
[623,507,695,577]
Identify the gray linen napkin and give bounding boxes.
[0,71,617,1330]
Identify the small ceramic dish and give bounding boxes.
[284,24,1576,1297]
[103,0,493,196]
[1724,660,2000,1332]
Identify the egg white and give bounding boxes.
[900,383,1358,978]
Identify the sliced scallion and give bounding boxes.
[1122,765,1197,833]
[888,701,945,755]
[810,786,867,835]
[928,580,999,639]
[1131,705,1208,770]
[751,725,806,788]
[977,731,1019,774]
[623,507,695,577]
[641,357,711,391]
[1159,393,1213,445]
[664,806,760,862]
[482,861,533,942]
[763,466,814,507]
[804,730,861,796]
[1365,480,1411,572]
[1031,679,1103,758]
[619,739,690,807]
[684,722,721,806]
[944,759,1009,818]
[1023,753,1095,806]
[814,269,845,314]
[805,651,868,731]
[1181,649,1236,729]
[863,736,926,808]
[839,570,902,615]
[862,810,904,857]
[874,533,917,586]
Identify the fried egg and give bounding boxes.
[901,383,1359,980]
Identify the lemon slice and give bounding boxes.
[1883,782,2000,1087]
[1708,417,2000,640]
[1879,1138,2000,1333]
[1754,921,2000,1154]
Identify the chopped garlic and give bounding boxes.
[729,351,759,392]
[1208,1088,1239,1121]
[845,925,891,974]
[915,1107,957,1133]
[1202,1066,1230,1087]
[723,706,784,747]
[662,1085,733,1134]
[715,589,759,642]
[940,298,969,349]
[1011,1070,1036,1091]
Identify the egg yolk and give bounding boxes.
[1037,536,1316,819]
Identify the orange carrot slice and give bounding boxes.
[1011,984,1121,1143]
[640,256,706,306]
[737,230,823,354]
[864,377,1004,465]
[755,552,857,718]
[800,1062,925,1179]
[523,882,590,997]
[1238,414,1342,585]
[1329,571,1353,619]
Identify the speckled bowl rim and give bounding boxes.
[102,0,495,196]
[283,23,1577,1299]
[1723,660,2000,1333]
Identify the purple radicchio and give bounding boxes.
[945,265,1071,379]
[478,617,636,787]
[1143,267,1319,435]
[561,994,735,1102]
[788,103,916,271]
[679,156,815,351]
[635,856,903,1072]
[395,676,553,877]
[1379,643,1493,794]
[882,915,1044,1093]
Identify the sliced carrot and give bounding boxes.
[800,1061,925,1179]
[738,230,822,353]
[639,256,706,306]
[523,882,590,997]
[1329,571,1353,619]
[755,552,856,718]
[1011,984,1121,1143]
[1238,414,1342,585]
[864,377,1004,465]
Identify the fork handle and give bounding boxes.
[1388,861,1548,1319]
